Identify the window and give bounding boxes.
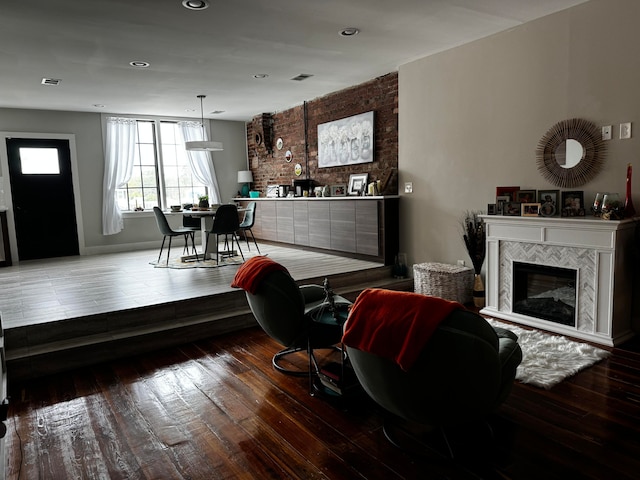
[116,120,207,211]
[19,147,60,174]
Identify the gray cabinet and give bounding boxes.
[293,201,309,246]
[330,201,356,253]
[308,202,331,249]
[276,201,294,243]
[260,201,277,241]
[356,201,379,256]
[235,197,398,264]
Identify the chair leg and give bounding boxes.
[233,233,245,260]
[248,228,260,254]
[157,236,167,263]
[166,237,173,265]
[273,347,310,377]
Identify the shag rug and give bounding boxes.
[149,256,244,269]
[486,318,610,389]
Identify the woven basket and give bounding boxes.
[413,262,474,305]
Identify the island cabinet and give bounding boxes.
[235,196,399,265]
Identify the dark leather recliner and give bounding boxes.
[233,257,351,376]
[343,289,522,454]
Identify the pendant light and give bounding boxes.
[185,94,224,151]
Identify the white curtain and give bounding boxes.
[102,117,137,235]
[179,121,222,204]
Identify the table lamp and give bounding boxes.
[237,170,253,197]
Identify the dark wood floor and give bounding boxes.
[5,325,640,479]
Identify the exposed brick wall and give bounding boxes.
[246,72,398,195]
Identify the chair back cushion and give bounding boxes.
[245,270,307,347]
[153,207,175,235]
[240,202,256,228]
[211,204,240,234]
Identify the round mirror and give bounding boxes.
[555,139,584,169]
[536,118,606,188]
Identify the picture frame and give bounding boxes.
[318,111,374,168]
[515,189,537,204]
[496,195,510,215]
[522,203,541,217]
[487,204,497,215]
[561,191,585,217]
[503,201,522,216]
[348,173,369,195]
[538,189,560,217]
[496,186,520,201]
[330,184,347,197]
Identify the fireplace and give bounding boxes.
[512,262,576,327]
[479,215,636,347]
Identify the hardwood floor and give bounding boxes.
[5,326,640,479]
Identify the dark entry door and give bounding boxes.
[6,138,79,260]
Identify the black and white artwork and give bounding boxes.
[318,111,374,168]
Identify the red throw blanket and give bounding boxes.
[342,288,464,371]
[230,256,289,294]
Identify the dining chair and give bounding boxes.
[152,207,199,264]
[182,214,201,245]
[238,201,260,254]
[205,204,245,263]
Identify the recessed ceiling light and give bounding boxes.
[182,0,209,10]
[253,74,269,79]
[129,61,150,68]
[339,27,360,37]
[185,108,196,113]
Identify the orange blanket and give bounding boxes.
[230,256,289,294]
[342,288,463,371]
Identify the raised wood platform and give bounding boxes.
[0,243,412,380]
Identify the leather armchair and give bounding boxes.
[343,294,522,454]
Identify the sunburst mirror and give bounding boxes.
[535,118,606,188]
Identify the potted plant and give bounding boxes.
[198,195,209,209]
[462,211,486,307]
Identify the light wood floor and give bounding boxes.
[0,241,383,330]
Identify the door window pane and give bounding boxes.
[19,148,60,174]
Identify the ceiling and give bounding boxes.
[0,0,587,122]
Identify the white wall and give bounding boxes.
[0,108,248,253]
[399,0,640,270]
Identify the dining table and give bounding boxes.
[169,205,245,260]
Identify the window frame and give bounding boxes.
[102,114,211,213]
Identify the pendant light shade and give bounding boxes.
[186,94,224,152]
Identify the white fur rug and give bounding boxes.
[487,319,610,389]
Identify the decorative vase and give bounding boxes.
[473,274,485,308]
[624,163,636,218]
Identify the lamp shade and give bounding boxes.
[237,170,253,183]
[185,140,224,152]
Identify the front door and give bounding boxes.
[6,138,79,260]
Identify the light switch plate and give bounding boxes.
[404,182,413,194]
[620,122,632,139]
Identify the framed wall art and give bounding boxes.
[348,173,369,195]
[318,111,374,168]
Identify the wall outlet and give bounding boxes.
[602,125,612,140]
[620,122,632,139]
[404,182,413,194]
[457,259,465,266]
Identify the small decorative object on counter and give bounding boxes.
[601,193,623,220]
[624,163,635,218]
[198,195,209,209]
[462,211,486,307]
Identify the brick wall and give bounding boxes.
[246,72,398,196]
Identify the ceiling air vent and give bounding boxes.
[41,78,62,86]
[291,74,314,82]
[209,110,225,115]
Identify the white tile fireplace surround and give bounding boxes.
[480,215,638,346]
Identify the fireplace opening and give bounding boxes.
[512,262,576,327]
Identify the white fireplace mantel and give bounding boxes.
[479,215,637,346]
